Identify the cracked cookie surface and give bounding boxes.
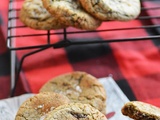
[39,71,107,114]
[19,0,67,30]
[44,103,108,120]
[79,0,141,21]
[42,0,102,30]
[121,101,160,120]
[15,92,70,120]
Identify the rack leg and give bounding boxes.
[10,50,16,92]
[10,47,50,97]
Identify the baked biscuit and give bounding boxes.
[121,101,160,120]
[44,103,108,120]
[42,0,102,30]
[15,92,70,120]
[19,0,67,30]
[79,0,141,21]
[39,71,107,114]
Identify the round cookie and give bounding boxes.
[79,0,141,21]
[42,0,102,30]
[44,103,108,120]
[19,0,67,30]
[39,71,107,114]
[15,92,70,120]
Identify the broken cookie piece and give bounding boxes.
[121,101,160,120]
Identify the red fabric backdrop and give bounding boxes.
[0,0,160,108]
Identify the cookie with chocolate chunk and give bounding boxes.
[79,0,141,21]
[44,103,108,120]
[42,0,102,30]
[121,101,160,120]
[19,0,67,30]
[39,71,107,114]
[15,92,70,120]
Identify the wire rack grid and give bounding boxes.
[7,0,160,50]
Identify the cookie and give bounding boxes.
[42,0,102,30]
[39,71,107,114]
[79,0,141,21]
[19,0,67,30]
[121,101,160,120]
[44,103,108,120]
[15,92,70,120]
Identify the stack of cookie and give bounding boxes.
[15,71,108,120]
[15,71,160,119]
[19,0,141,30]
[39,71,107,114]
